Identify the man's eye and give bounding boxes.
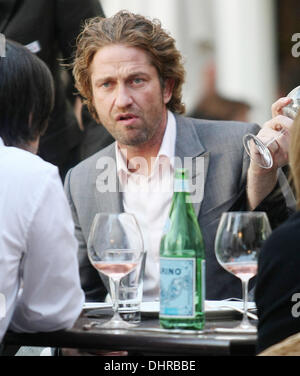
[132,78,143,84]
[102,82,111,88]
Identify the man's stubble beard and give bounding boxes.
[103,111,165,147]
[113,125,150,146]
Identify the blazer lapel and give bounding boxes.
[174,114,210,217]
[93,115,210,217]
[93,143,123,214]
[0,0,17,32]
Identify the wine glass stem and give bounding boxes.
[109,277,122,320]
[241,278,251,327]
[265,129,285,147]
[113,279,120,313]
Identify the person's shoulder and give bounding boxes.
[272,211,300,236]
[1,146,57,178]
[174,113,260,151]
[66,142,116,182]
[0,147,61,203]
[261,211,300,258]
[177,114,260,135]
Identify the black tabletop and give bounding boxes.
[3,308,257,356]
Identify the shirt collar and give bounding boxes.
[157,110,176,167]
[0,137,4,147]
[115,110,176,177]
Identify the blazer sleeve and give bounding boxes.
[253,173,296,227]
[229,170,296,230]
[64,168,108,302]
[228,122,296,229]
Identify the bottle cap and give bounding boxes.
[174,168,189,192]
[175,168,189,180]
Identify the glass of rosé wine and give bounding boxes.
[87,213,144,329]
[215,212,272,333]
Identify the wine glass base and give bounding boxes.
[243,133,273,169]
[83,318,137,331]
[101,318,137,329]
[214,324,257,334]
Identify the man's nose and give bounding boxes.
[115,84,133,108]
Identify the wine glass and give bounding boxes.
[243,85,300,169]
[215,212,272,333]
[87,213,144,328]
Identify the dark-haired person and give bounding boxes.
[0,0,114,179]
[65,11,295,303]
[255,108,300,355]
[0,39,84,345]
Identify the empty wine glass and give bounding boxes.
[243,85,300,169]
[215,212,272,333]
[87,213,144,329]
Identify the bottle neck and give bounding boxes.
[173,177,189,193]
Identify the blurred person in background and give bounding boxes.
[190,94,251,123]
[0,0,113,179]
[189,61,251,122]
[0,39,84,349]
[255,107,300,355]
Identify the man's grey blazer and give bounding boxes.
[64,114,294,301]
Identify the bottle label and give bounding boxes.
[160,257,195,318]
[201,260,206,310]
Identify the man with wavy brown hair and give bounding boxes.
[73,11,185,121]
[65,10,295,302]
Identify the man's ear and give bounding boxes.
[163,78,175,105]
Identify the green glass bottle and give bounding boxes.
[159,168,205,330]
